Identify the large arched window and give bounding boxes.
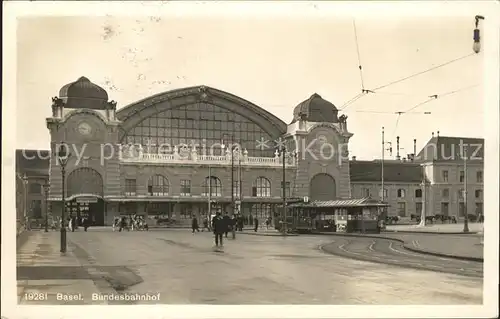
[252,177,271,197]
[67,168,104,197]
[148,175,169,196]
[202,176,222,197]
[122,103,275,157]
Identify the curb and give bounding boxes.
[318,243,483,278]
[312,232,483,262]
[239,232,299,237]
[402,244,484,262]
[383,230,479,235]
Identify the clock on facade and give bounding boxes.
[78,122,92,136]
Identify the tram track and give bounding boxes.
[319,237,483,278]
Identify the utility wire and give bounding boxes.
[391,113,402,140]
[404,84,480,113]
[370,52,475,92]
[339,92,366,110]
[353,19,365,90]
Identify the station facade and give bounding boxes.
[16,77,484,226]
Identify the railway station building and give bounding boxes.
[15,76,484,226]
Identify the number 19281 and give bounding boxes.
[24,292,48,301]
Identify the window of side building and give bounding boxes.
[476,171,483,183]
[397,202,406,217]
[397,189,406,198]
[442,170,448,182]
[415,189,422,198]
[442,188,449,198]
[459,170,465,183]
[475,189,483,199]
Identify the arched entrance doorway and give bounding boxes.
[310,173,336,201]
[66,168,105,226]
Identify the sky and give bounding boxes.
[16,13,484,160]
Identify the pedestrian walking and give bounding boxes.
[202,216,209,232]
[192,216,199,233]
[254,217,259,232]
[231,214,237,239]
[223,212,231,238]
[83,217,90,232]
[212,212,225,249]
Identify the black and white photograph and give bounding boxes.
[2,2,499,318]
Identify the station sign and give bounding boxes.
[76,197,98,204]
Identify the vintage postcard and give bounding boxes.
[2,1,499,318]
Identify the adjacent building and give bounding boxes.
[15,76,484,226]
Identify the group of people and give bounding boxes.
[67,214,91,232]
[190,212,272,249]
[113,214,149,232]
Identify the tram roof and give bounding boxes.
[287,198,389,208]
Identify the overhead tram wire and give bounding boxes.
[404,84,480,113]
[353,19,365,91]
[339,20,372,112]
[369,52,475,92]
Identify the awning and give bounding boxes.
[286,198,390,208]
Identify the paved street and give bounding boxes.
[17,229,483,305]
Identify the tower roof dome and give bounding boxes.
[58,76,109,109]
[292,93,339,123]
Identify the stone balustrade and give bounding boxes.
[120,147,297,167]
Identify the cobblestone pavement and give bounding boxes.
[25,228,482,305]
[318,236,483,277]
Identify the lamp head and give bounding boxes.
[473,40,481,54]
[58,143,67,158]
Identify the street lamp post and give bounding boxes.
[276,145,289,234]
[57,142,71,253]
[463,144,469,233]
[221,134,236,216]
[43,183,50,232]
[22,173,29,230]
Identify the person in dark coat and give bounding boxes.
[237,215,244,231]
[222,212,231,238]
[212,212,225,248]
[254,217,259,232]
[191,216,199,233]
[83,217,90,232]
[70,215,77,232]
[230,214,237,239]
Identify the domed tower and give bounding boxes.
[46,76,121,226]
[292,93,339,124]
[287,93,354,201]
[59,76,109,110]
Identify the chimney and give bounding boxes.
[396,136,400,160]
[352,156,357,161]
[413,139,417,156]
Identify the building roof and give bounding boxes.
[350,160,425,183]
[291,93,339,123]
[416,136,484,163]
[16,149,50,177]
[288,198,389,208]
[59,76,109,110]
